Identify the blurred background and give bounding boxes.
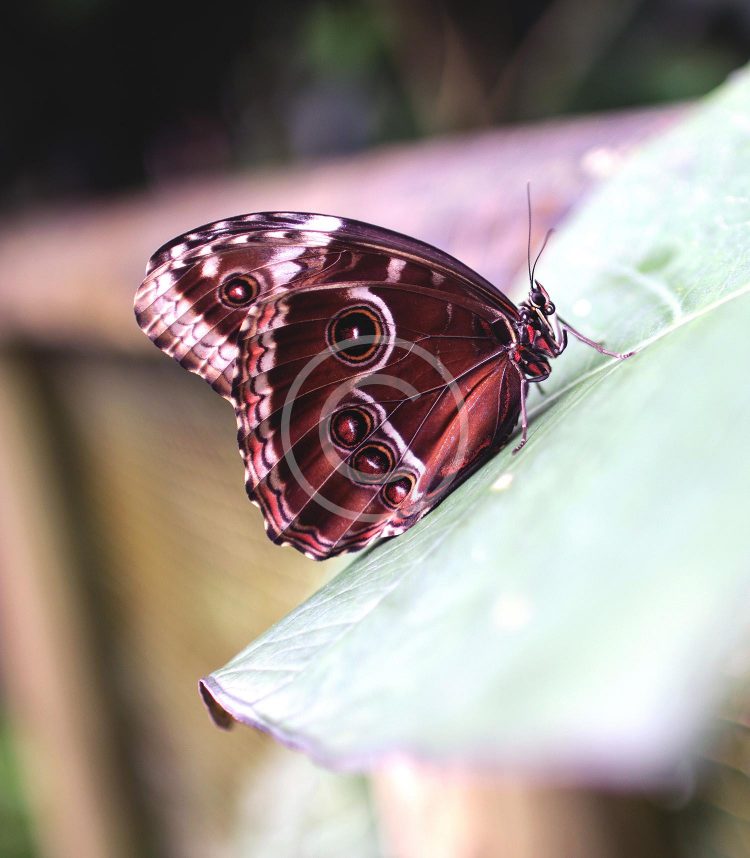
[1,2,749,857]
[4,0,750,212]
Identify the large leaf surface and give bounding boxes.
[201,68,750,782]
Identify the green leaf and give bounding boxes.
[202,67,750,782]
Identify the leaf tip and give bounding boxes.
[199,678,235,730]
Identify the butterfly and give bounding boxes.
[134,206,633,560]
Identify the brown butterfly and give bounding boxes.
[134,209,632,559]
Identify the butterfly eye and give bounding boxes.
[219,275,259,307]
[382,473,416,509]
[544,302,555,315]
[330,407,373,450]
[326,305,386,365]
[530,290,545,308]
[350,442,395,484]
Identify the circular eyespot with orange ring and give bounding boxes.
[382,473,416,509]
[350,442,395,485]
[326,304,386,365]
[218,274,259,308]
[329,407,374,450]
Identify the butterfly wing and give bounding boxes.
[235,280,522,559]
[135,213,523,558]
[135,214,354,397]
[134,212,517,398]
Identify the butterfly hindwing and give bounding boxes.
[234,281,521,559]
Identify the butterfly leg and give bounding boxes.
[557,315,635,359]
[512,378,529,454]
[512,366,551,454]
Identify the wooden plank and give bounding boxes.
[0,356,141,858]
[0,106,683,351]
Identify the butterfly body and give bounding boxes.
[135,211,630,559]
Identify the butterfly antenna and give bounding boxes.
[526,182,533,284]
[530,227,554,285]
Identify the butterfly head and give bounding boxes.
[521,280,557,336]
[513,280,562,377]
[529,281,557,335]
